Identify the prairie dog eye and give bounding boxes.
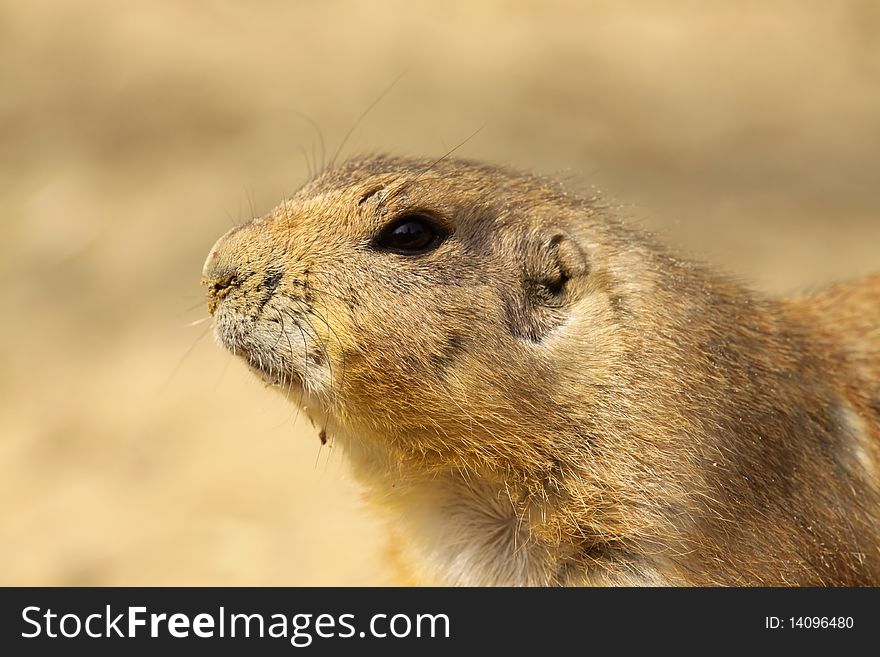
[374,214,446,254]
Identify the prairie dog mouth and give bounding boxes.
[211,307,332,402]
[246,359,301,389]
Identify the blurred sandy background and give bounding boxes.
[1,0,879,585]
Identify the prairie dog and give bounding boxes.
[202,155,880,585]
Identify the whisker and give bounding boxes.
[297,312,337,395]
[274,307,304,427]
[226,208,239,228]
[283,108,328,177]
[183,299,209,313]
[310,140,318,181]
[290,309,342,442]
[415,124,485,180]
[278,307,316,414]
[387,124,485,203]
[280,195,297,262]
[330,70,406,169]
[298,144,313,181]
[290,317,309,417]
[211,353,233,395]
[307,306,347,390]
[162,324,212,392]
[245,186,258,221]
[314,439,324,469]
[279,284,355,310]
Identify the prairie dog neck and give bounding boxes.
[329,420,668,587]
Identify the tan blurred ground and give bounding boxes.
[1,0,878,585]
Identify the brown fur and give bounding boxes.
[202,155,880,585]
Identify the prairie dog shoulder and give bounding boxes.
[203,155,880,585]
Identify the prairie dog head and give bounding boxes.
[202,156,628,477]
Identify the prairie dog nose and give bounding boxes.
[202,227,240,279]
[202,228,242,314]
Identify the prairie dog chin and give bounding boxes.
[202,154,880,586]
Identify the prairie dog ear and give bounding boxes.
[523,231,589,302]
[505,230,589,342]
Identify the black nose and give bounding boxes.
[209,272,238,292]
[204,271,239,315]
[202,228,244,314]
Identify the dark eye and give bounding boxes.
[374,214,446,254]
